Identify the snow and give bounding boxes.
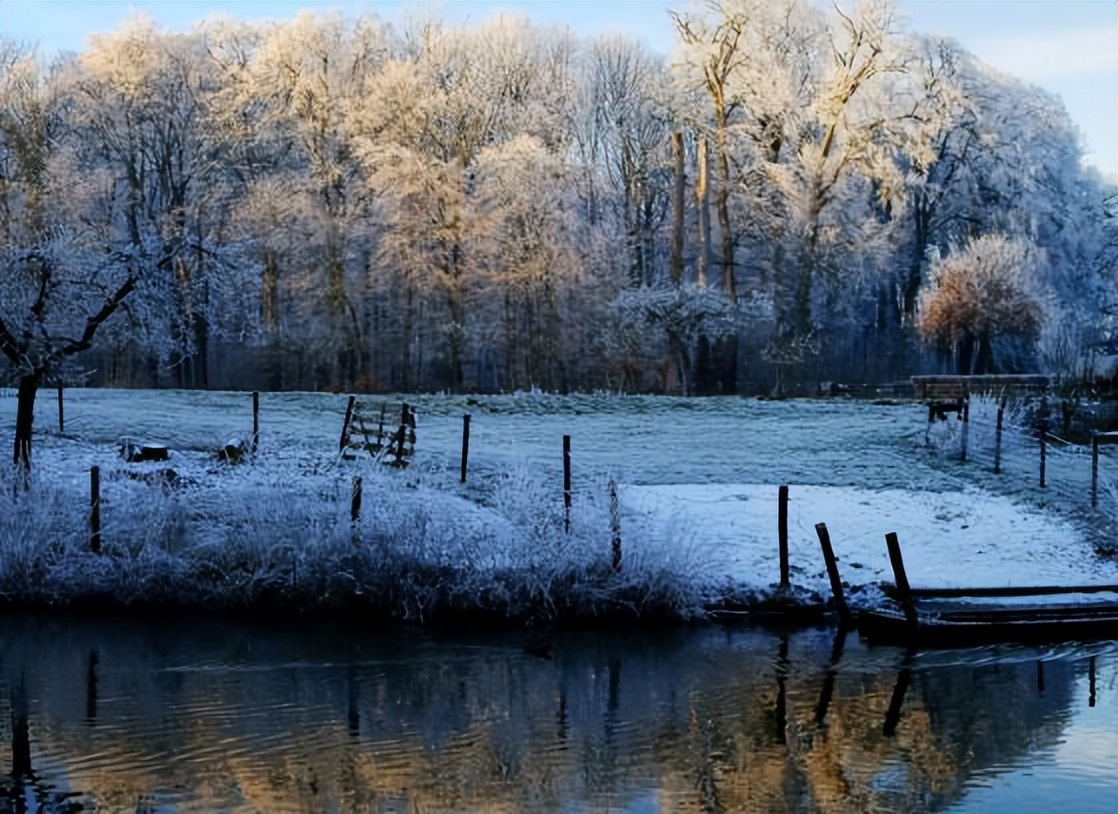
[620,483,1113,603]
[1,388,1115,617]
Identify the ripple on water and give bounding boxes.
[0,616,1113,813]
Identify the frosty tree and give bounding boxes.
[0,45,140,472]
[2,8,1113,396]
[916,234,1048,374]
[0,32,200,471]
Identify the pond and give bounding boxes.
[1,613,1114,813]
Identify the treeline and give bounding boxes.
[1,0,1115,396]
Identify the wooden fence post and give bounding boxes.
[885,531,916,625]
[778,485,789,590]
[610,479,622,572]
[885,532,911,598]
[252,391,260,455]
[57,382,64,434]
[90,466,101,554]
[460,414,471,484]
[1091,431,1100,508]
[563,435,571,533]
[394,403,410,465]
[372,403,384,449]
[1039,419,1048,489]
[351,476,362,524]
[994,396,1006,475]
[814,523,850,625]
[960,393,969,463]
[339,395,356,452]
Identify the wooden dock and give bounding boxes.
[816,525,1118,645]
[858,596,1118,645]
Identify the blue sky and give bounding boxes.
[3,0,1115,178]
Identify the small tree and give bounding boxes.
[1,240,139,473]
[917,234,1047,374]
[0,46,145,474]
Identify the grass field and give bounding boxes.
[1,388,1113,622]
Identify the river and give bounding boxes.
[1,613,1114,813]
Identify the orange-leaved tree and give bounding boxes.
[917,234,1047,374]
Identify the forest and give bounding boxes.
[1,0,1116,400]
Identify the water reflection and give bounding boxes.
[0,614,1113,813]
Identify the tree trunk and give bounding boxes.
[14,373,41,473]
[193,311,209,389]
[261,252,280,332]
[667,329,691,396]
[714,118,735,300]
[956,334,976,375]
[976,333,994,375]
[670,130,686,287]
[694,333,715,395]
[903,193,931,321]
[696,133,712,289]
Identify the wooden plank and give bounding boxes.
[858,602,1118,645]
[908,583,1118,599]
[910,374,1049,387]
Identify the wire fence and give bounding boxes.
[924,394,1117,551]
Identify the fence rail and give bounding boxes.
[924,394,1117,548]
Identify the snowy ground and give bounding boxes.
[621,483,1113,597]
[0,387,1114,616]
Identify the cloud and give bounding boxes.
[971,26,1118,81]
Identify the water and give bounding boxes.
[1,613,1114,813]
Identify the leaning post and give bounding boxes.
[885,532,917,625]
[814,523,851,626]
[339,395,356,453]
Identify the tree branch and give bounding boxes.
[0,315,26,366]
[44,271,138,369]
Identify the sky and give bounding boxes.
[2,0,1116,179]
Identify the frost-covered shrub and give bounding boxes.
[917,235,1048,373]
[0,451,716,623]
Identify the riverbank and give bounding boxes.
[1,390,1113,625]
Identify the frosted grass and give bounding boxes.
[0,452,717,622]
[1,388,1112,622]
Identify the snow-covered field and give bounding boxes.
[0,388,1114,620]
